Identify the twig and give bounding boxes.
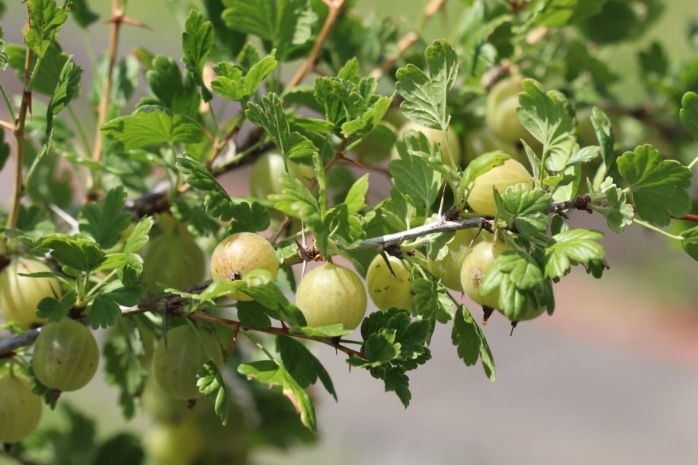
[0,329,40,357]
[286,0,349,90]
[190,312,364,359]
[7,46,34,230]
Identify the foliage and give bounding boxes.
[1,0,697,463]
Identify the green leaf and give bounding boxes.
[495,184,550,237]
[211,53,277,102]
[197,361,230,425]
[23,0,68,57]
[69,0,99,29]
[246,93,317,160]
[238,360,317,431]
[236,301,273,329]
[271,172,322,223]
[680,226,698,261]
[534,0,606,27]
[93,433,144,465]
[88,293,123,329]
[0,28,7,71]
[46,57,82,123]
[226,201,271,233]
[0,121,11,171]
[395,39,458,130]
[241,282,307,328]
[617,145,691,226]
[517,79,576,172]
[79,186,132,249]
[451,306,480,366]
[176,157,240,222]
[679,92,698,142]
[412,277,457,325]
[182,10,214,102]
[388,130,442,210]
[590,177,634,232]
[101,105,203,150]
[277,336,337,400]
[221,0,317,61]
[379,367,411,408]
[480,251,545,321]
[544,229,605,279]
[146,55,200,118]
[40,234,105,271]
[123,216,154,254]
[590,107,616,189]
[6,42,69,96]
[103,319,149,420]
[36,291,76,322]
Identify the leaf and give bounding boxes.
[236,301,273,329]
[89,284,144,329]
[238,360,317,431]
[590,107,617,190]
[544,229,605,279]
[495,184,550,237]
[123,216,154,254]
[480,251,545,321]
[534,0,606,27]
[388,130,442,210]
[103,320,149,420]
[617,145,691,226]
[412,277,458,325]
[221,0,317,61]
[680,91,698,142]
[277,336,337,400]
[46,58,82,128]
[92,433,144,465]
[146,55,201,118]
[88,295,122,329]
[0,27,7,71]
[517,79,577,172]
[176,157,237,222]
[451,306,480,366]
[246,93,317,159]
[211,53,278,101]
[36,291,76,323]
[102,105,203,150]
[197,362,230,425]
[23,0,68,57]
[79,186,132,249]
[69,0,99,29]
[395,39,458,130]
[182,9,214,102]
[590,177,634,232]
[40,234,105,271]
[680,226,698,261]
[271,172,322,223]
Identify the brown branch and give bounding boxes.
[190,312,364,359]
[91,0,124,167]
[286,0,349,90]
[7,44,34,231]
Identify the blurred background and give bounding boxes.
[1,1,697,464]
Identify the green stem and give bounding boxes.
[633,218,683,241]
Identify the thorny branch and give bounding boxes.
[0,197,595,358]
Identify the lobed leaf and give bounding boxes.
[517,79,577,172]
[395,40,458,130]
[277,336,337,400]
[182,10,215,102]
[544,229,605,279]
[617,145,691,226]
[238,360,317,431]
[102,105,203,150]
[221,0,317,61]
[79,186,132,249]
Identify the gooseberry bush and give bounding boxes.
[1,0,698,463]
